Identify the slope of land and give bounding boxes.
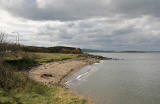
[0,51,109,104]
[0,52,96,104]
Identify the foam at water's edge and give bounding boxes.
[100,60,104,63]
[66,62,102,86]
[76,72,89,80]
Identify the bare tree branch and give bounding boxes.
[0,32,7,43]
[0,32,8,57]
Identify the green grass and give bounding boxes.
[35,53,79,63]
[2,52,79,71]
[0,84,89,104]
[0,52,92,104]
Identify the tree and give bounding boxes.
[61,48,71,53]
[72,48,82,54]
[0,32,8,57]
[0,32,7,43]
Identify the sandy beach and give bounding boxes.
[29,57,100,86]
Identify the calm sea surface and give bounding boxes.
[66,53,160,104]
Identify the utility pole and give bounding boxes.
[12,32,20,44]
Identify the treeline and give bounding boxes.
[0,32,83,54]
[21,46,83,54]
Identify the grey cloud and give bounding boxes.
[112,0,160,18]
[1,0,160,51]
[0,0,107,21]
[28,17,160,50]
[1,0,160,21]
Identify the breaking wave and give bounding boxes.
[66,62,101,87]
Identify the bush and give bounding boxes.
[5,57,38,71]
[72,48,82,54]
[0,62,27,90]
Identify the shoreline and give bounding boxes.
[29,57,101,87]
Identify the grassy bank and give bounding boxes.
[2,52,79,71]
[0,72,90,104]
[0,52,92,104]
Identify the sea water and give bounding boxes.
[66,53,160,104]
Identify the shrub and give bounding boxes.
[0,62,26,90]
[72,48,82,54]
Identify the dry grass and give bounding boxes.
[0,52,92,104]
[1,52,79,71]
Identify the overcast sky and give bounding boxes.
[0,0,160,51]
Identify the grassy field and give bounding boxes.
[0,81,89,104]
[2,52,79,61]
[2,52,79,71]
[0,52,92,104]
[34,52,79,63]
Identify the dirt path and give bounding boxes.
[28,57,100,86]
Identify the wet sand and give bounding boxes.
[29,57,100,86]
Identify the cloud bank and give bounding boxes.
[0,0,160,51]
